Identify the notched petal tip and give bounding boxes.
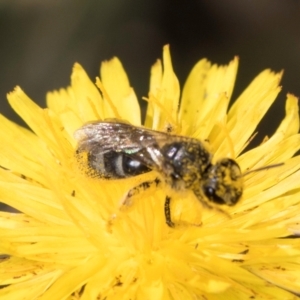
[7,85,22,97]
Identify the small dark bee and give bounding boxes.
[74,120,243,227]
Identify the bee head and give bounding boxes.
[202,158,243,206]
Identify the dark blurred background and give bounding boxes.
[1,0,300,137]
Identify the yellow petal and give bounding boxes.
[180,57,238,138]
[238,94,300,170]
[99,57,141,125]
[245,262,300,295]
[146,45,180,131]
[48,63,104,124]
[211,70,282,158]
[145,58,163,128]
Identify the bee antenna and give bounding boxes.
[242,162,284,177]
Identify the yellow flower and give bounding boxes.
[0,45,300,299]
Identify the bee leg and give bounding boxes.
[120,177,161,207]
[164,196,175,227]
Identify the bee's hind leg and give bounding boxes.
[112,178,175,228]
[120,177,162,207]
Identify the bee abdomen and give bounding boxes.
[87,151,150,179]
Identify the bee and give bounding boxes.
[74,120,243,227]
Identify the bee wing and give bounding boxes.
[74,121,171,170]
